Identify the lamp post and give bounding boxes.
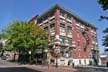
[54,46,60,68]
[105,47,108,67]
[44,49,48,65]
[29,51,31,64]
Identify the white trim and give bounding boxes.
[60,32,66,36]
[80,25,84,29]
[43,19,48,23]
[76,23,80,27]
[68,35,72,38]
[60,15,65,19]
[67,19,72,23]
[73,58,93,66]
[39,23,43,26]
[50,32,55,35]
[54,42,60,44]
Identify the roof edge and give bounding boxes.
[38,4,97,29]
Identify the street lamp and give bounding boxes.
[54,46,60,68]
[44,49,48,65]
[105,47,108,67]
[29,51,31,64]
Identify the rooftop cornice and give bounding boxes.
[38,4,97,29]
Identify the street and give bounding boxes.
[0,67,41,72]
[0,58,18,67]
[0,59,108,72]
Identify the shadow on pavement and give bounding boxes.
[75,67,108,72]
[0,67,42,72]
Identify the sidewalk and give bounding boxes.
[26,65,77,72]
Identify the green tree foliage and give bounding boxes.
[0,35,3,51]
[0,43,3,50]
[102,27,108,47]
[98,0,108,10]
[2,21,48,62]
[98,0,108,48]
[98,0,108,21]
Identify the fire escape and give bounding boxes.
[82,27,99,65]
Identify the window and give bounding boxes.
[60,48,66,57]
[44,22,48,24]
[60,35,65,44]
[60,24,65,32]
[79,60,81,64]
[84,60,86,64]
[92,35,95,41]
[67,16,72,20]
[93,44,95,49]
[43,16,48,20]
[49,11,54,17]
[69,48,73,57]
[84,52,86,57]
[76,21,80,25]
[44,27,48,31]
[77,31,80,38]
[78,51,80,57]
[68,38,72,45]
[38,18,42,24]
[50,24,55,32]
[50,36,55,43]
[60,12,65,17]
[68,26,72,35]
[78,41,80,48]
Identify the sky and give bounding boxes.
[0,0,108,54]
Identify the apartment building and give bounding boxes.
[30,4,100,66]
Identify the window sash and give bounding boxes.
[50,24,55,32]
[60,36,65,44]
[44,27,48,31]
[60,48,66,57]
[78,41,80,48]
[50,36,55,42]
[68,26,72,35]
[68,38,72,45]
[69,49,73,57]
[60,24,65,32]
[67,16,72,20]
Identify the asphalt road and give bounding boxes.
[0,59,42,72]
[0,58,108,72]
[0,58,19,67]
[0,67,41,72]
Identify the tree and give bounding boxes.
[98,0,108,20]
[97,0,108,48]
[0,43,3,51]
[98,0,108,10]
[102,27,108,47]
[0,35,2,50]
[2,21,48,63]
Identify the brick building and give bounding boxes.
[30,4,100,66]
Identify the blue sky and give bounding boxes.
[0,0,108,53]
